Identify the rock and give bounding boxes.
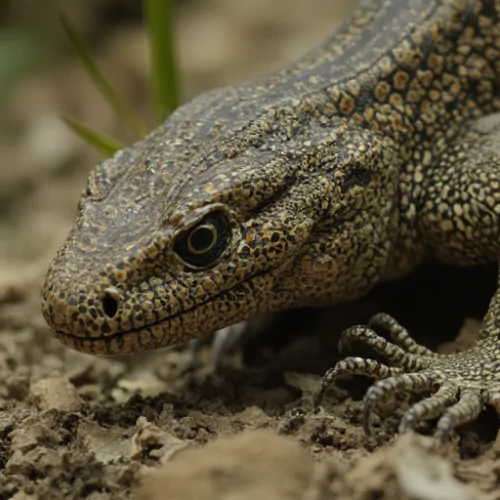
[134,430,314,500]
[30,376,82,411]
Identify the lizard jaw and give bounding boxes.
[47,269,280,356]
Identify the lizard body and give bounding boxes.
[43,0,500,438]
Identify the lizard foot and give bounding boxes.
[314,313,500,441]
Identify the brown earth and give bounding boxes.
[1,1,500,499]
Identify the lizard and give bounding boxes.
[42,0,500,440]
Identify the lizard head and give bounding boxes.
[42,88,399,355]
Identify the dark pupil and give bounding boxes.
[189,225,215,253]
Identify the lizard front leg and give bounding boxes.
[315,114,500,439]
[315,310,500,440]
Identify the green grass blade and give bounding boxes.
[144,0,181,123]
[0,29,50,109]
[62,115,125,157]
[60,12,148,138]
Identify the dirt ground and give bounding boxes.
[2,1,500,499]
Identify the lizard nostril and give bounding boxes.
[102,287,121,318]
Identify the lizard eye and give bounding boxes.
[173,211,231,269]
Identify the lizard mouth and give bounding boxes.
[54,270,272,356]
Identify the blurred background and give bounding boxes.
[0,0,354,302]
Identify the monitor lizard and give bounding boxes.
[42,0,500,440]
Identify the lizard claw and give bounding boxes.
[315,313,500,439]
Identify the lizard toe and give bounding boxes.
[339,324,429,370]
[434,388,486,442]
[313,356,403,411]
[398,380,459,434]
[368,313,435,357]
[362,371,442,435]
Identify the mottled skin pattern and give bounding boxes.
[43,0,500,438]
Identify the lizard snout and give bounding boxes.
[42,279,186,356]
[41,282,123,340]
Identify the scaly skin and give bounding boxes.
[43,0,500,438]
